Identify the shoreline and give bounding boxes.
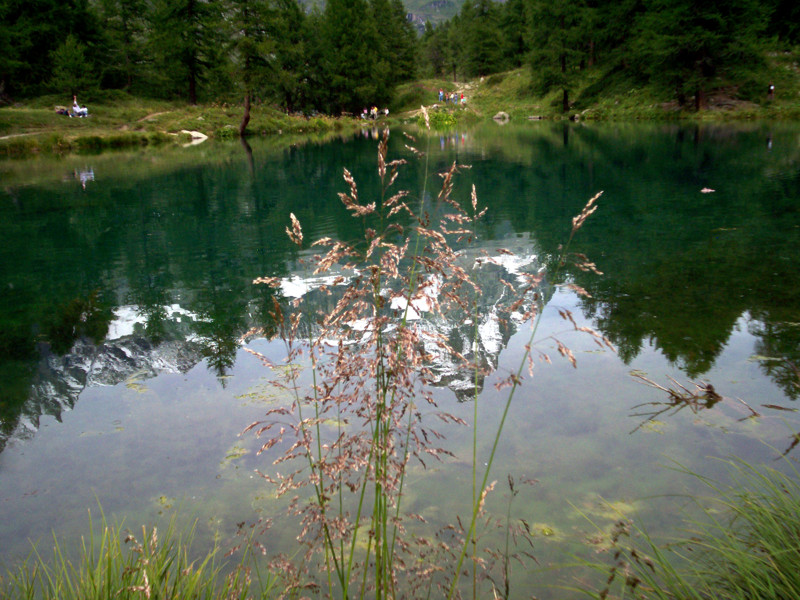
[2,93,799,159]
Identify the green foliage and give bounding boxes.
[633,0,770,109]
[312,0,412,113]
[421,109,457,128]
[500,0,529,69]
[528,0,589,112]
[49,35,98,96]
[1,511,273,600]
[0,0,103,97]
[214,125,238,139]
[581,458,800,600]
[461,0,505,78]
[390,82,429,113]
[767,0,800,45]
[94,0,148,92]
[1,0,794,116]
[146,0,224,104]
[267,0,310,113]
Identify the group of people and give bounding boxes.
[361,106,389,120]
[438,89,466,106]
[56,95,89,118]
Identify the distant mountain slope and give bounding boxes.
[297,0,465,26]
[404,0,462,26]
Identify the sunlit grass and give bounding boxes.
[1,512,274,600]
[0,94,351,157]
[575,456,800,600]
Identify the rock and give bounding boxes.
[493,111,510,123]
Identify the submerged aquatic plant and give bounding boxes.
[242,119,606,598]
[576,457,800,600]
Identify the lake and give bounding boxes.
[1,121,799,598]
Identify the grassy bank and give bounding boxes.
[578,458,800,600]
[0,91,358,158]
[393,49,800,124]
[4,48,799,157]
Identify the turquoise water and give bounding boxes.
[1,122,799,597]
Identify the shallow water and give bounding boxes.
[1,121,799,597]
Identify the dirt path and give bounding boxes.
[137,111,171,122]
[0,132,35,141]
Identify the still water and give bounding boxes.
[1,121,799,597]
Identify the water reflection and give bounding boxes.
[1,122,800,455]
[630,371,800,457]
[72,167,95,190]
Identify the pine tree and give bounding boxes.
[420,21,447,78]
[500,0,530,69]
[269,0,308,113]
[94,0,147,91]
[367,0,417,101]
[147,0,222,103]
[386,0,418,84]
[0,0,101,97]
[767,0,800,44]
[50,34,97,95]
[461,0,505,77]
[592,0,645,69]
[321,0,381,113]
[227,0,273,135]
[634,0,769,109]
[529,0,589,112]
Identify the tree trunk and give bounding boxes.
[240,136,254,176]
[562,88,569,113]
[187,0,198,105]
[189,70,197,105]
[694,87,705,111]
[240,91,251,137]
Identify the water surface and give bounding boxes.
[1,121,799,597]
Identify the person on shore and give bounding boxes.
[438,88,444,102]
[72,95,89,117]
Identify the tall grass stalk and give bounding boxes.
[447,190,605,600]
[244,114,606,598]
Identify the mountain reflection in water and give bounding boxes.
[2,122,800,452]
[1,123,800,597]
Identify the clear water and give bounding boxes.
[1,121,799,597]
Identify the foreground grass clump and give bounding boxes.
[1,514,271,600]
[580,457,800,600]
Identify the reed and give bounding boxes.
[242,107,607,598]
[574,456,800,600]
[1,511,273,600]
